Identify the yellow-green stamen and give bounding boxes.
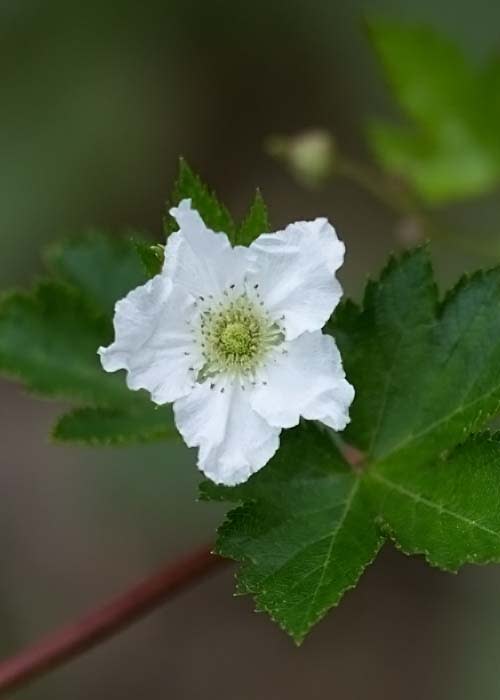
[197,292,283,380]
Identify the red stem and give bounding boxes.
[0,545,227,696]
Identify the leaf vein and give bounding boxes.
[372,472,500,539]
[298,479,360,630]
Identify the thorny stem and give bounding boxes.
[0,545,228,696]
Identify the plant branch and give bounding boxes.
[335,156,418,215]
[0,544,227,696]
[336,154,500,261]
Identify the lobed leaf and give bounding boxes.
[368,433,500,570]
[205,247,500,639]
[201,424,383,642]
[331,247,500,470]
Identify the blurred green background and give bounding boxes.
[2,1,500,698]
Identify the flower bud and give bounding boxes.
[266,129,336,187]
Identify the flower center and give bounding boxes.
[196,292,284,381]
[219,321,255,358]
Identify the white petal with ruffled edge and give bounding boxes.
[247,218,344,340]
[98,276,202,404]
[173,381,281,485]
[250,331,354,430]
[165,199,249,298]
[99,201,353,486]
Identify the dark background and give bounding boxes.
[1,1,500,697]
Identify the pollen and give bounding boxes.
[219,321,256,358]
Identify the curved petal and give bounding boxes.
[250,331,354,431]
[165,199,249,299]
[248,217,344,340]
[99,275,202,404]
[173,381,281,485]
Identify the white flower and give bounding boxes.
[99,199,354,485]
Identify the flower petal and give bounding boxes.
[165,199,249,298]
[250,331,354,430]
[248,217,344,339]
[173,381,281,485]
[99,275,201,404]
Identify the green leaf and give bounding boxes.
[53,404,178,445]
[0,281,127,405]
[133,240,164,278]
[367,20,500,203]
[201,424,383,642]
[236,190,270,246]
[472,56,500,166]
[47,232,147,315]
[367,434,500,570]
[1,234,181,447]
[368,20,472,126]
[331,247,500,470]
[368,121,498,204]
[164,158,236,240]
[204,247,500,640]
